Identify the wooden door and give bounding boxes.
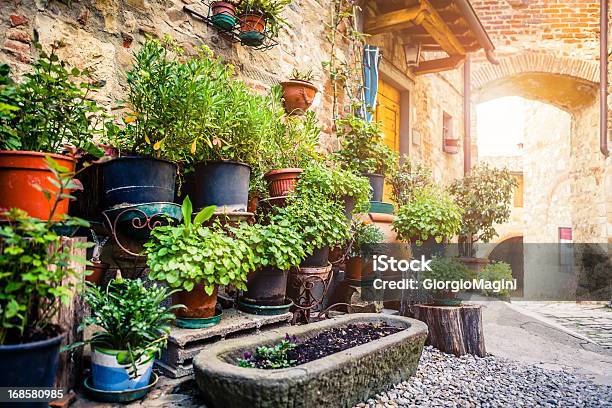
[376,80,401,202]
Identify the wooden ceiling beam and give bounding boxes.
[414,55,465,75]
[419,0,466,55]
[364,4,425,35]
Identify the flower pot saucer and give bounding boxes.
[83,372,158,403]
[175,309,223,329]
[237,298,293,315]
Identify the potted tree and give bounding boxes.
[0,159,90,390]
[237,0,292,46]
[345,221,384,281]
[66,277,177,396]
[0,50,103,220]
[280,68,318,114]
[449,164,516,272]
[421,257,473,306]
[103,38,208,209]
[335,114,397,202]
[145,197,252,328]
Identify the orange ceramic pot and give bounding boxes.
[263,168,303,198]
[172,285,218,318]
[239,12,266,33]
[0,150,76,220]
[280,80,318,114]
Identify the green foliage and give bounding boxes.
[69,278,178,377]
[449,164,517,243]
[480,262,513,298]
[238,0,292,39]
[422,257,472,284]
[0,46,104,154]
[290,68,314,82]
[296,162,371,214]
[348,221,384,258]
[238,335,298,369]
[145,197,253,294]
[0,158,91,345]
[335,114,397,175]
[393,188,463,245]
[388,156,434,206]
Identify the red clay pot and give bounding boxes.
[173,285,218,318]
[443,138,460,154]
[0,151,76,220]
[345,256,374,281]
[280,80,318,114]
[264,168,303,198]
[211,1,236,16]
[85,260,109,285]
[239,12,266,33]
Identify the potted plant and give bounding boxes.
[480,261,514,299]
[280,68,318,114]
[388,156,434,206]
[421,257,473,306]
[145,197,252,326]
[392,187,462,246]
[66,277,177,394]
[210,1,241,30]
[345,221,384,281]
[259,105,321,199]
[443,138,460,154]
[335,114,397,202]
[237,0,292,46]
[449,163,516,271]
[0,159,90,389]
[103,38,212,209]
[0,49,103,220]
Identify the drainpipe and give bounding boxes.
[601,0,610,157]
[463,56,471,175]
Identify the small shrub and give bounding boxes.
[480,262,514,298]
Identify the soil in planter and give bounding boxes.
[240,323,402,368]
[3,323,63,345]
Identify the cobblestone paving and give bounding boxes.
[511,301,612,349]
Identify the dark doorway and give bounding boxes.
[489,236,524,297]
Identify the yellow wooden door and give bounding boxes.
[376,80,401,202]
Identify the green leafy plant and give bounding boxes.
[0,157,91,345]
[66,277,178,377]
[393,187,463,245]
[238,334,299,369]
[480,262,514,298]
[348,221,384,258]
[0,46,104,154]
[335,114,397,175]
[388,156,434,205]
[422,257,473,288]
[449,164,517,254]
[296,162,371,214]
[145,197,253,294]
[238,0,292,39]
[290,68,314,82]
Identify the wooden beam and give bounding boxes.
[364,5,425,35]
[414,55,465,75]
[419,0,466,55]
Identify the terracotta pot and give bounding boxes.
[211,1,236,16]
[264,168,303,198]
[247,196,259,213]
[280,80,318,114]
[173,285,218,318]
[239,12,266,33]
[0,151,76,220]
[85,260,109,285]
[443,138,460,154]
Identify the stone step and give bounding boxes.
[156,308,292,378]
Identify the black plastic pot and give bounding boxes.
[362,173,385,202]
[242,268,289,306]
[190,161,251,211]
[69,156,104,221]
[103,157,177,208]
[301,246,330,267]
[0,332,65,407]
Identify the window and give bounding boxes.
[442,112,453,140]
[512,173,524,208]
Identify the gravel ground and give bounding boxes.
[356,346,612,408]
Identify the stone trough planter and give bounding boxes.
[193,313,428,408]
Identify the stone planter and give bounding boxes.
[193,313,428,408]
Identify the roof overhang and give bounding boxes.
[364,0,498,75]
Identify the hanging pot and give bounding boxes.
[264,168,303,198]
[301,246,330,268]
[102,157,177,209]
[91,347,154,392]
[0,150,76,220]
[172,284,218,318]
[242,267,289,306]
[210,1,238,30]
[190,161,251,212]
[239,12,266,46]
[280,80,318,115]
[362,172,384,202]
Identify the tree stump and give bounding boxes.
[412,304,486,357]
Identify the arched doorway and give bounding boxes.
[489,236,524,298]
